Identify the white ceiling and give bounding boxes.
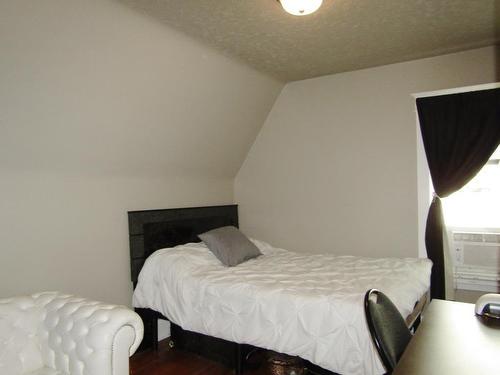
[120,0,500,82]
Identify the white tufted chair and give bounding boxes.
[0,292,143,375]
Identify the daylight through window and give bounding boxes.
[442,146,500,230]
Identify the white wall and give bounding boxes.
[235,46,498,259]
[0,0,282,305]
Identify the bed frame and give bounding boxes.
[128,204,426,375]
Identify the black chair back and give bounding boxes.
[364,289,412,373]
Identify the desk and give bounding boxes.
[393,299,500,375]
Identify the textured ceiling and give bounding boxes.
[119,0,500,82]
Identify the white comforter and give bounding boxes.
[133,240,431,375]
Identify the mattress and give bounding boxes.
[133,239,432,375]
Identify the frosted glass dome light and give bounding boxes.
[279,0,323,16]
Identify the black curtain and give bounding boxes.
[416,88,500,299]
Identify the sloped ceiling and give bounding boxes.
[119,0,499,82]
[0,0,283,180]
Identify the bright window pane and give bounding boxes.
[442,146,500,229]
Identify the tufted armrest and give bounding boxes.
[0,292,144,375]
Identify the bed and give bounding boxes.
[128,205,431,375]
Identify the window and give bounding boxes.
[443,146,500,293]
[442,145,500,230]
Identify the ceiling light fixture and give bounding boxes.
[278,0,323,16]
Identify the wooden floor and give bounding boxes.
[130,340,276,375]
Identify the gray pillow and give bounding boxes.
[198,226,261,267]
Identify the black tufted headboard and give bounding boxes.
[128,205,238,286]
